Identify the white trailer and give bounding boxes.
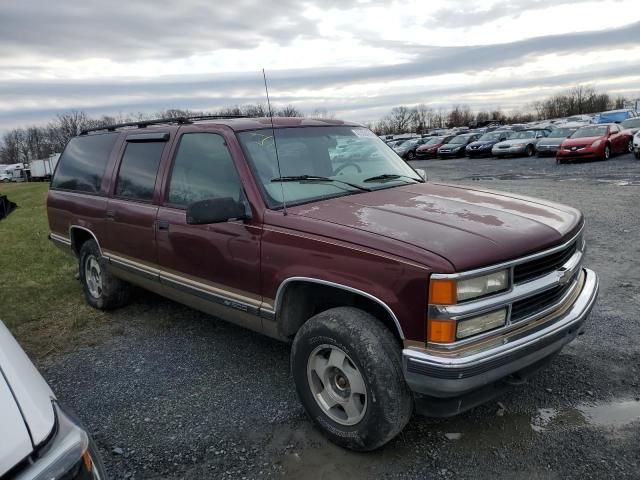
[29,154,60,180]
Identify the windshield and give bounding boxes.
[510,131,537,139]
[449,135,470,144]
[478,132,504,142]
[571,126,608,138]
[621,118,640,129]
[549,128,577,138]
[237,126,422,208]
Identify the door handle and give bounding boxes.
[157,220,170,231]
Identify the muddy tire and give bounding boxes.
[79,240,131,310]
[291,307,413,451]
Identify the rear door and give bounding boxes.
[104,132,171,272]
[155,127,263,329]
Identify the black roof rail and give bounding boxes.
[79,115,251,135]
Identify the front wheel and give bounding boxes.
[525,145,534,157]
[603,144,611,161]
[406,151,416,161]
[628,140,634,154]
[79,240,131,310]
[291,307,413,451]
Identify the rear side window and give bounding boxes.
[51,133,118,193]
[115,142,165,201]
[167,133,242,207]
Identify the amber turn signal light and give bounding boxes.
[427,319,457,343]
[429,278,457,305]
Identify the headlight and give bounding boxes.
[591,139,601,148]
[456,270,509,302]
[456,308,507,339]
[27,402,104,480]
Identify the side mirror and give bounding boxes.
[186,197,250,225]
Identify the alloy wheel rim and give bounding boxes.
[307,344,367,426]
[605,146,610,159]
[85,255,103,299]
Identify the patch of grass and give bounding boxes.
[0,183,108,358]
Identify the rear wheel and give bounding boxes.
[291,307,413,451]
[406,150,416,161]
[79,240,131,310]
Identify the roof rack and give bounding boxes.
[79,115,251,135]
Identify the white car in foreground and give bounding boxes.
[0,321,106,479]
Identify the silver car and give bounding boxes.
[492,129,550,158]
[535,126,581,157]
[0,321,106,479]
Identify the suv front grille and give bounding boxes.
[511,282,573,322]
[513,241,577,284]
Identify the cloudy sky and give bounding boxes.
[1,0,639,130]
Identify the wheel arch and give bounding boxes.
[274,277,405,343]
[69,225,102,257]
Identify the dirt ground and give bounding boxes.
[40,152,640,479]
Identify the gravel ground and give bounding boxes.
[41,153,640,479]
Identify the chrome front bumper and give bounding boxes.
[403,268,598,398]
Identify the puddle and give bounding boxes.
[531,399,640,432]
[578,400,640,427]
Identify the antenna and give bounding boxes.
[262,68,287,215]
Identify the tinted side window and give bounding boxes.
[167,133,242,207]
[115,142,165,201]
[51,133,118,193]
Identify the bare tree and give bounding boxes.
[276,105,304,117]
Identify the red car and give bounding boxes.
[557,123,633,163]
[415,135,455,159]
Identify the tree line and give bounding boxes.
[0,85,636,164]
[367,86,634,135]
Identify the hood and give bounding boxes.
[417,143,441,152]
[0,321,55,476]
[0,375,33,476]
[494,138,536,147]
[287,183,582,271]
[467,140,496,148]
[439,143,465,150]
[562,136,601,146]
[537,137,565,146]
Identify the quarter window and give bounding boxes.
[167,133,242,207]
[51,133,118,193]
[115,141,165,201]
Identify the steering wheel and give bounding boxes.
[334,163,362,175]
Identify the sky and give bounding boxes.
[1,0,640,131]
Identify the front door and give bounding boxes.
[155,129,263,331]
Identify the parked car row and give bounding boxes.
[388,122,636,162]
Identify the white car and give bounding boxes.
[0,321,106,479]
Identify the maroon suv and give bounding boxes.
[47,117,599,451]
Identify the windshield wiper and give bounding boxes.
[271,175,371,192]
[362,174,422,184]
